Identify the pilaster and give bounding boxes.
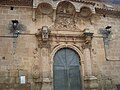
[82,31,98,90]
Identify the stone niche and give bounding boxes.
[36,2,53,15]
[33,0,96,21]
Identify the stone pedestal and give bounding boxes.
[84,76,99,90]
[34,78,42,90]
[83,45,98,90]
[41,78,52,90]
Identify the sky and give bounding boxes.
[100,0,120,4]
[111,0,120,4]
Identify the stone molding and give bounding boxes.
[84,76,99,90]
[95,8,120,17]
[33,0,95,20]
[0,0,33,6]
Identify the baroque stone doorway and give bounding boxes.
[53,48,82,90]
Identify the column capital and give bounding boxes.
[82,43,91,49]
[82,32,94,49]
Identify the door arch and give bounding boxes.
[53,48,82,90]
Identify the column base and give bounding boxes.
[41,78,52,90]
[84,76,99,90]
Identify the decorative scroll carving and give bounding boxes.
[49,14,81,31]
[50,1,81,31]
[32,64,40,79]
[32,48,41,79]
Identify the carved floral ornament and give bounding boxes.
[53,17,79,31]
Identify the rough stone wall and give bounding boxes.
[0,6,38,90]
[91,14,120,90]
[0,5,54,90]
[0,3,120,90]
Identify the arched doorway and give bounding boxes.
[53,48,82,90]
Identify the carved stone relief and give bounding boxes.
[54,17,77,30]
[51,1,81,31]
[32,48,41,79]
[35,30,51,48]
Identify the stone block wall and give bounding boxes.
[91,14,120,90]
[0,4,120,90]
[0,6,38,90]
[0,5,53,90]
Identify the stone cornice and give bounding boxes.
[70,0,95,5]
[0,0,33,6]
[0,0,119,17]
[95,7,120,17]
[70,0,120,15]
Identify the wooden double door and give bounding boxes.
[53,48,82,90]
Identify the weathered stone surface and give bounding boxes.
[0,1,120,90]
[0,0,33,6]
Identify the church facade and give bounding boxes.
[0,0,120,90]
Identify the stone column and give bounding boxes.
[41,48,51,90]
[83,32,98,90]
[35,29,52,90]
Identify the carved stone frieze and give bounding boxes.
[50,15,81,31]
[55,17,75,30]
